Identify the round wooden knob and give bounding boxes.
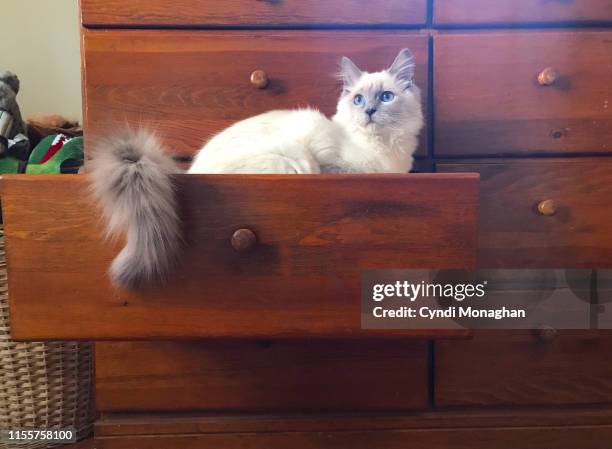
[250,70,269,89]
[537,199,557,216]
[534,325,558,341]
[537,67,558,86]
[231,228,257,252]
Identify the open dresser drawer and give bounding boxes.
[1,173,478,340]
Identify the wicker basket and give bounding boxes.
[0,227,94,449]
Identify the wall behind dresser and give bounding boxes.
[3,0,82,121]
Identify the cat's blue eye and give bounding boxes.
[353,94,365,106]
[380,91,395,102]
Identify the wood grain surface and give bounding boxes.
[434,0,612,25]
[81,0,427,27]
[95,406,612,435]
[95,425,612,449]
[436,330,612,407]
[82,29,429,162]
[94,407,612,449]
[95,340,428,411]
[1,173,478,340]
[435,31,612,156]
[438,159,612,268]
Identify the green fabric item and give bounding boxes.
[26,135,84,174]
[0,156,21,174]
[27,135,56,164]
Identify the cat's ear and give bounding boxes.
[388,48,415,90]
[339,56,363,91]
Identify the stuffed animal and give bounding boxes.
[0,71,27,142]
[0,72,82,174]
[0,71,31,172]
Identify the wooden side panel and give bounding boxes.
[437,160,612,268]
[81,0,427,26]
[434,0,612,25]
[95,340,428,411]
[1,174,478,340]
[435,31,612,156]
[436,331,612,407]
[82,30,429,161]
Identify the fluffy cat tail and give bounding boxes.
[89,130,182,289]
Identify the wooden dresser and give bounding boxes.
[4,1,612,448]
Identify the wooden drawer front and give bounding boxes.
[438,160,612,267]
[81,0,427,27]
[2,174,477,340]
[436,331,612,407]
[83,30,429,160]
[95,340,428,411]
[435,31,612,157]
[434,0,612,26]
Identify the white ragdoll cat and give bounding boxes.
[90,48,424,288]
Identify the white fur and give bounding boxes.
[189,49,423,174]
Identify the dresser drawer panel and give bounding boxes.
[435,31,612,157]
[2,174,477,340]
[437,160,612,267]
[95,340,429,411]
[83,30,429,161]
[434,0,612,26]
[436,331,612,407]
[81,0,427,27]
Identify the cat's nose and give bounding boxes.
[365,107,377,117]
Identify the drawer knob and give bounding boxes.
[537,199,557,216]
[534,325,558,341]
[231,228,257,252]
[537,67,558,86]
[250,70,269,89]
